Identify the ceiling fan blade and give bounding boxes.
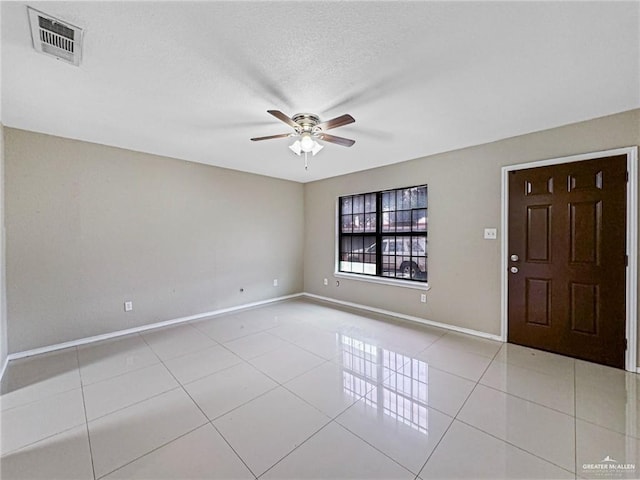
[250,133,292,141]
[267,110,299,129]
[318,133,355,147]
[316,114,355,131]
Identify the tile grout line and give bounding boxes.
[0,348,87,413]
[78,332,164,386]
[488,345,579,377]
[426,331,502,359]
[177,352,257,388]
[478,342,576,476]
[444,346,576,477]
[263,349,424,478]
[94,340,288,475]
[210,343,337,478]
[0,383,82,413]
[4,298,304,363]
[206,380,281,422]
[322,347,473,479]
[413,341,503,477]
[93,323,615,480]
[81,337,221,424]
[412,408,455,478]
[188,326,338,479]
[256,318,496,477]
[202,323,396,426]
[94,424,208,480]
[75,346,97,480]
[201,322,352,478]
[272,326,418,422]
[282,354,413,420]
[208,421,259,480]
[453,417,577,476]
[255,418,342,479]
[142,334,221,363]
[0,423,87,464]
[139,332,259,479]
[87,385,183,423]
[333,415,442,478]
[190,316,286,347]
[79,354,165,386]
[190,316,342,378]
[7,302,623,479]
[573,416,640,441]
[477,381,576,418]
[0,419,85,459]
[192,324,338,424]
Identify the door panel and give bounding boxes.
[527,205,551,262]
[569,200,601,264]
[525,278,552,326]
[508,155,627,369]
[570,282,599,335]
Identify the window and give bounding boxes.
[338,185,427,282]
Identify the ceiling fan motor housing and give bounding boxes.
[292,113,321,133]
[251,110,355,148]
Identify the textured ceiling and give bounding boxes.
[1,1,639,183]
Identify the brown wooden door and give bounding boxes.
[508,155,627,369]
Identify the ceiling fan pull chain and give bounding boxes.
[304,152,308,170]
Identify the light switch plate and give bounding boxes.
[484,228,497,240]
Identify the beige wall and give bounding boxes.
[4,110,640,366]
[304,109,640,364]
[5,128,304,353]
[1,123,7,369]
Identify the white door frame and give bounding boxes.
[500,147,638,373]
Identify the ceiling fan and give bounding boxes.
[251,110,356,164]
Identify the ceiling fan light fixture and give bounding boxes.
[311,141,324,156]
[289,140,302,156]
[253,110,355,167]
[299,133,315,153]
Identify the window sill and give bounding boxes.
[334,272,430,291]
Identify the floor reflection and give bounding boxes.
[339,333,429,435]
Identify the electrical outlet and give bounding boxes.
[323,278,328,286]
[420,294,427,303]
[273,279,278,287]
[124,301,133,312]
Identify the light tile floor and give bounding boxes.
[1,299,638,479]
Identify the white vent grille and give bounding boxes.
[28,7,83,66]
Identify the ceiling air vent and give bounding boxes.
[28,7,83,66]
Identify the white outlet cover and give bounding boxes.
[273,279,278,287]
[484,228,497,240]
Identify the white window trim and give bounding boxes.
[334,271,430,291]
[334,197,430,291]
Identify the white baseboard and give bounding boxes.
[302,292,503,342]
[3,291,637,376]
[303,293,640,373]
[6,293,304,363]
[0,355,9,382]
